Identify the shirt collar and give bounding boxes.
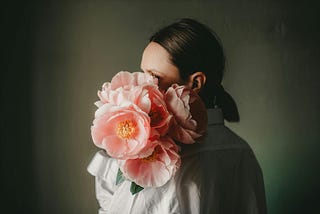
[207,108,224,125]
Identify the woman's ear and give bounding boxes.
[188,72,206,93]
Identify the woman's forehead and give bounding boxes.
[140,42,178,76]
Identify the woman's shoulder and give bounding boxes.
[178,123,263,179]
[180,125,252,160]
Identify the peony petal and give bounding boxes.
[94,103,114,118]
[110,71,133,90]
[123,159,170,187]
[164,84,207,144]
[104,135,129,158]
[94,100,104,108]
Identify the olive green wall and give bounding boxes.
[3,0,320,213]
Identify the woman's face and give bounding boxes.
[140,42,185,90]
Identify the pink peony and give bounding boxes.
[97,71,159,113]
[165,84,207,144]
[119,137,181,187]
[97,71,156,102]
[91,104,155,159]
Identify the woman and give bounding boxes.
[88,18,267,214]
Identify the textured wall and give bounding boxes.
[4,0,319,213]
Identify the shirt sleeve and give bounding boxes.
[235,149,267,214]
[87,150,119,213]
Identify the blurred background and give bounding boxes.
[2,0,320,213]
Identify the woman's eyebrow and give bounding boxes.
[142,69,159,75]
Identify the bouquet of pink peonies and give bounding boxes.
[91,71,207,194]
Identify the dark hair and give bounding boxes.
[150,18,239,122]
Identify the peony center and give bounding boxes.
[149,105,165,126]
[116,120,136,139]
[142,147,160,162]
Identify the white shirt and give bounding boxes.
[87,108,267,214]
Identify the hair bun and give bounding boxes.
[216,88,240,122]
[214,84,225,96]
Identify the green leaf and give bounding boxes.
[130,182,144,195]
[116,168,125,185]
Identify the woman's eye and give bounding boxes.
[151,73,160,79]
[154,75,160,79]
